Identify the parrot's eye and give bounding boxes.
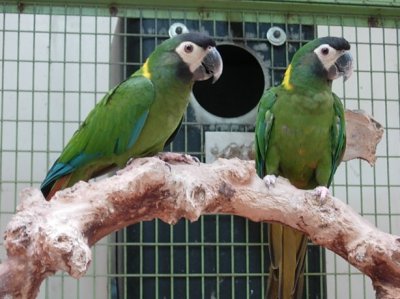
[321,47,329,55]
[184,43,194,53]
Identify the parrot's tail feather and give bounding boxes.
[266,223,308,299]
[45,174,72,201]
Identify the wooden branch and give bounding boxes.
[210,109,384,165]
[0,110,388,298]
[0,155,399,299]
[343,109,384,165]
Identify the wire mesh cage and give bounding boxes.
[0,1,399,298]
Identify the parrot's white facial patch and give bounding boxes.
[314,44,343,71]
[175,41,209,73]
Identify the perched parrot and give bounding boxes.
[41,32,223,200]
[255,37,353,299]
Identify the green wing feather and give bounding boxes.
[328,92,346,187]
[41,75,155,197]
[255,87,277,178]
[61,75,154,161]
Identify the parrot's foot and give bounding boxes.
[126,157,135,165]
[263,175,277,188]
[313,186,330,204]
[157,152,200,165]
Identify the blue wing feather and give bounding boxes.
[40,152,100,192]
[40,162,74,191]
[127,110,149,150]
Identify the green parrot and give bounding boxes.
[255,37,353,299]
[41,32,223,200]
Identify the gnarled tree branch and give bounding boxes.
[0,110,393,299]
[343,109,384,165]
[0,156,399,299]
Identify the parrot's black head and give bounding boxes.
[316,36,350,52]
[311,37,353,81]
[148,32,223,84]
[176,32,217,49]
[174,32,223,83]
[286,36,353,89]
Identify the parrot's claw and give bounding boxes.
[126,157,135,165]
[313,186,330,204]
[189,155,201,164]
[263,175,277,188]
[157,152,200,165]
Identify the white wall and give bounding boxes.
[0,13,118,299]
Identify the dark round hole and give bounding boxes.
[273,30,281,38]
[175,26,183,35]
[192,44,265,118]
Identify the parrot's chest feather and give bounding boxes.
[275,90,334,128]
[271,89,335,187]
[153,82,191,130]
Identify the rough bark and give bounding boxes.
[342,109,384,165]
[0,156,399,299]
[0,110,392,299]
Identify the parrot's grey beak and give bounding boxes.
[194,46,223,83]
[329,51,353,82]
